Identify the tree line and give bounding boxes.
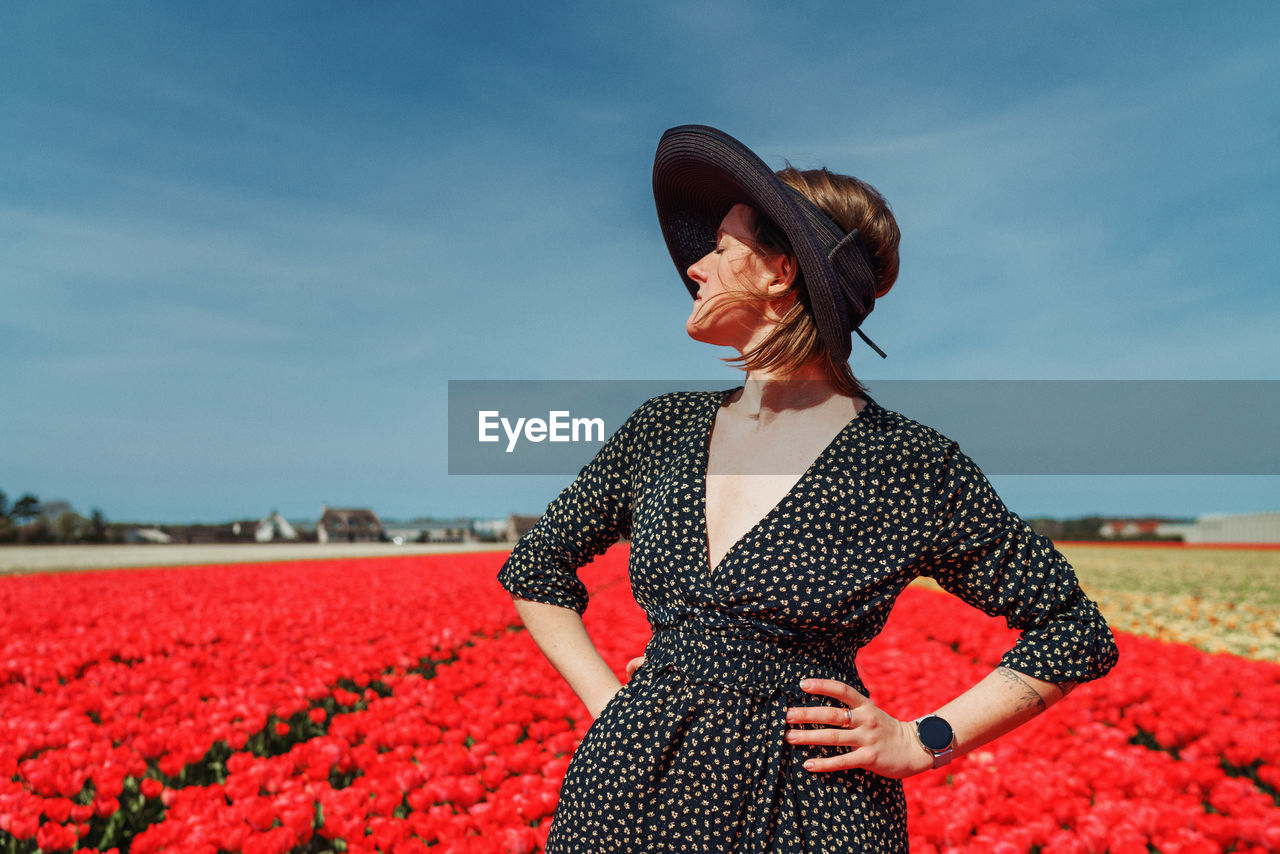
[0,488,116,544]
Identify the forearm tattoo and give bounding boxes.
[996,666,1047,714]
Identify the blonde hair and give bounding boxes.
[716,167,900,398]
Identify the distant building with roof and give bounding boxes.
[126,527,173,544]
[504,514,541,542]
[249,512,299,542]
[317,505,384,543]
[417,519,474,543]
[1098,518,1169,539]
[1156,511,1280,544]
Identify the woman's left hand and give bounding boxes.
[785,678,934,779]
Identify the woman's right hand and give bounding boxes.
[626,655,646,680]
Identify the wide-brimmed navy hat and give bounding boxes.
[652,124,886,362]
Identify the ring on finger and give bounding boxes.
[843,708,854,728]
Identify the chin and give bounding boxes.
[685,318,703,340]
[686,321,713,343]
[686,326,734,348]
[687,306,748,346]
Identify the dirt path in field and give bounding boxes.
[0,542,515,574]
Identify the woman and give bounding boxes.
[498,125,1118,852]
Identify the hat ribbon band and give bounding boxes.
[855,327,887,359]
[828,228,877,321]
[829,229,886,358]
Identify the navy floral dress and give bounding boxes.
[498,388,1118,853]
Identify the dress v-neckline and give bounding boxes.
[697,387,869,580]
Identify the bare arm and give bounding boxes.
[786,668,1078,778]
[512,597,622,720]
[932,667,1076,756]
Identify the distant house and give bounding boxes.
[253,512,300,543]
[1159,511,1280,544]
[126,527,173,544]
[504,514,541,542]
[1098,519,1168,539]
[470,518,510,541]
[417,519,476,543]
[318,505,384,543]
[381,525,421,545]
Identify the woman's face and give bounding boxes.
[685,204,791,349]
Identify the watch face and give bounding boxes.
[917,716,953,751]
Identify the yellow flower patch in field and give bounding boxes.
[1088,589,1280,662]
[1059,543,1280,607]
[912,543,1280,662]
[1060,543,1280,662]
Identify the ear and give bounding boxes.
[763,253,797,295]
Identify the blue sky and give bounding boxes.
[3,2,1277,524]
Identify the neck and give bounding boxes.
[731,360,849,419]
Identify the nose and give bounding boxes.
[687,250,713,285]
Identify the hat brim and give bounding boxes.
[652,125,878,363]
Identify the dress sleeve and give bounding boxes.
[495,398,647,615]
[919,442,1119,685]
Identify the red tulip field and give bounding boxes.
[1,546,1278,853]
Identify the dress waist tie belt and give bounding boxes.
[640,627,870,854]
[643,626,867,698]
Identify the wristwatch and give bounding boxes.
[913,715,955,769]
